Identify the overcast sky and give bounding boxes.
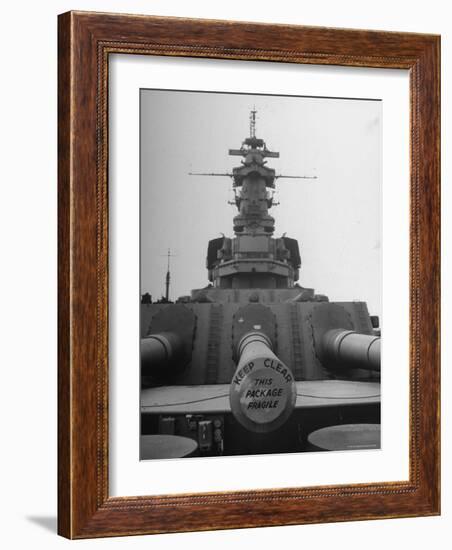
[140,89,381,317]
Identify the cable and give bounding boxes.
[297,393,380,400]
[142,392,380,408]
[142,393,229,408]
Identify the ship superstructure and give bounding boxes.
[192,109,316,299]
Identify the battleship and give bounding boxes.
[140,110,381,459]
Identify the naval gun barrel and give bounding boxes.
[230,331,297,433]
[141,332,185,376]
[321,329,381,372]
[236,331,278,370]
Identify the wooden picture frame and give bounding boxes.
[58,11,440,538]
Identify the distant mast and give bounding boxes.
[164,248,173,301]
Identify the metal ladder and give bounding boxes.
[205,304,223,384]
[290,304,304,379]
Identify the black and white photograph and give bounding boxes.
[139,89,382,460]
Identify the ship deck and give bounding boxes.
[141,380,380,414]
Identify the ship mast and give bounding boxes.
[161,248,176,302]
[249,108,257,138]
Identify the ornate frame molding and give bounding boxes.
[58,11,440,538]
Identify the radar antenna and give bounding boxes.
[189,109,317,218]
